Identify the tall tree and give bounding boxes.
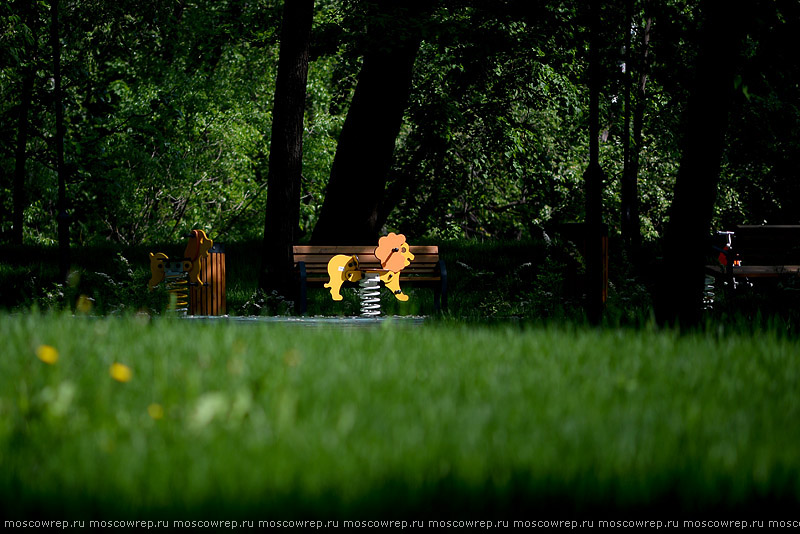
[51,0,69,279]
[656,0,748,326]
[311,1,429,244]
[620,0,634,250]
[621,0,651,257]
[12,0,37,245]
[627,2,652,256]
[584,0,606,324]
[259,0,314,295]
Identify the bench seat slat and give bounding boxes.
[293,256,439,265]
[293,245,440,254]
[293,244,440,273]
[301,262,440,270]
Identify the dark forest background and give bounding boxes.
[2,0,799,322]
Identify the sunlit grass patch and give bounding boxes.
[1,313,799,517]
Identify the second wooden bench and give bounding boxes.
[706,225,800,284]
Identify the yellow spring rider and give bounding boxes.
[324,233,415,317]
[147,229,214,313]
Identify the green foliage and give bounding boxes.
[299,54,345,239]
[715,4,800,228]
[57,0,282,245]
[0,244,164,314]
[1,0,799,252]
[390,7,590,240]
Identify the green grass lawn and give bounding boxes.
[2,313,799,518]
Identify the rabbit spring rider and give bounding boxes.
[147,229,214,313]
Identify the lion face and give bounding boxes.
[375,233,415,272]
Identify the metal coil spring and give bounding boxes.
[359,273,382,317]
[702,275,715,311]
[166,275,189,314]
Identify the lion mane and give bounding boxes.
[374,232,413,272]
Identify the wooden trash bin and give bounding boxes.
[190,243,226,315]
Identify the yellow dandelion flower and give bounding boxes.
[147,403,164,420]
[110,363,132,383]
[36,345,59,365]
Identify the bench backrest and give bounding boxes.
[734,225,800,265]
[293,245,441,276]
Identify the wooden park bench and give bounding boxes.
[706,225,800,287]
[292,244,447,315]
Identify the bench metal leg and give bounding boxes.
[434,260,448,312]
[296,261,308,315]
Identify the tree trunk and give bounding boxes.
[51,0,70,280]
[656,0,748,326]
[12,0,36,245]
[584,0,606,325]
[12,72,34,246]
[311,2,426,245]
[621,0,649,256]
[259,0,314,295]
[620,0,633,250]
[626,5,652,259]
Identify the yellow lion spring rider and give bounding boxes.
[148,229,214,313]
[324,233,416,317]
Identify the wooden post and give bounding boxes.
[560,223,609,307]
[190,243,226,316]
